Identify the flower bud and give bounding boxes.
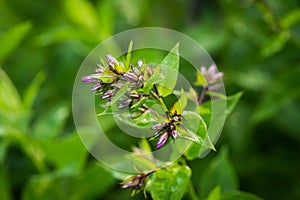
[156,132,169,148]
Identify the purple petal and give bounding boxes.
[106,54,119,65]
[91,83,101,91]
[151,123,163,130]
[82,76,96,83]
[156,132,169,148]
[101,90,113,99]
[171,130,178,139]
[124,72,138,81]
[208,64,217,74]
[137,60,143,67]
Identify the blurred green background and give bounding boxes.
[1,0,300,199]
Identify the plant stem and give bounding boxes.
[188,180,200,200]
[150,90,168,112]
[198,86,208,105]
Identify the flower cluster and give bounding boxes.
[200,64,223,85]
[82,54,153,109]
[121,170,154,196]
[151,113,182,148]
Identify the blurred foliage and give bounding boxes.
[0,0,300,199]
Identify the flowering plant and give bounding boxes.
[82,41,242,199]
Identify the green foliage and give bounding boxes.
[147,165,191,200]
[1,0,300,199]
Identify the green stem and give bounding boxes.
[150,91,168,112]
[188,180,200,200]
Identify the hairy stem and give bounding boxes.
[198,86,208,105]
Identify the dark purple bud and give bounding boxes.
[121,173,146,189]
[156,132,169,148]
[102,90,113,99]
[171,130,178,140]
[124,72,138,81]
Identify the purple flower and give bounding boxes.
[200,64,223,85]
[151,114,182,149]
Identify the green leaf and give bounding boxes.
[220,191,263,200]
[0,140,9,164]
[0,21,32,62]
[280,9,300,29]
[194,70,207,86]
[182,111,215,160]
[199,148,238,199]
[207,186,222,200]
[157,43,179,97]
[129,154,157,171]
[143,73,164,94]
[40,133,88,174]
[0,68,23,112]
[0,165,12,200]
[170,89,187,115]
[260,31,290,58]
[32,104,69,140]
[63,0,99,33]
[23,71,46,109]
[125,40,133,71]
[147,165,191,200]
[22,162,115,200]
[0,68,29,132]
[225,92,243,117]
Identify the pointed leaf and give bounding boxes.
[24,71,46,109]
[226,92,243,117]
[125,40,133,71]
[170,89,187,115]
[157,43,179,97]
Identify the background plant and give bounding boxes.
[0,0,300,199]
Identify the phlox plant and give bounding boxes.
[82,41,243,200]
